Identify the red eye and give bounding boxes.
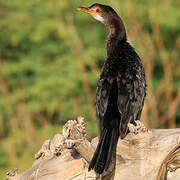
[96,8,100,12]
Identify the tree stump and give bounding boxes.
[6,117,180,180]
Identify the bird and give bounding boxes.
[77,3,146,174]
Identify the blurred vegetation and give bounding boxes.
[0,0,180,178]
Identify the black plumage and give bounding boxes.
[77,3,146,174]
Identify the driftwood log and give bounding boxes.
[6,117,180,180]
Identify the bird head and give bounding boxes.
[77,3,126,41]
[77,3,117,26]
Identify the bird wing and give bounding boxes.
[96,77,114,134]
[117,68,146,138]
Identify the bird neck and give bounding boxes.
[106,17,127,56]
[108,17,126,40]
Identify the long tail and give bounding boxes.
[88,128,119,174]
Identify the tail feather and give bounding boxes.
[95,129,111,173]
[88,129,108,171]
[104,129,118,171]
[89,128,119,174]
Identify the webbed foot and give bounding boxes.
[128,120,148,134]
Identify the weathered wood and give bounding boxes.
[6,117,180,180]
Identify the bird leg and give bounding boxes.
[128,120,148,134]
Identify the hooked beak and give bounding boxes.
[77,7,98,16]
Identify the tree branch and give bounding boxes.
[6,117,180,180]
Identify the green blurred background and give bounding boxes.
[0,0,180,178]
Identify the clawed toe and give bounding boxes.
[128,120,148,134]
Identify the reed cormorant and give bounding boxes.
[77,3,146,174]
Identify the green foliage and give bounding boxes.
[0,0,179,178]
